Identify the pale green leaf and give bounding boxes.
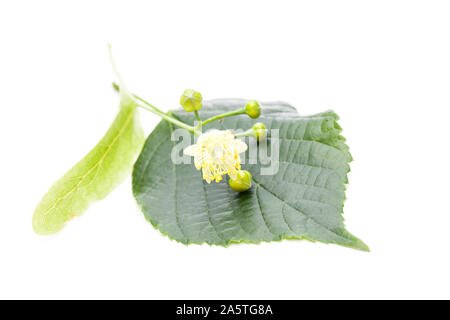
[32,89,145,235]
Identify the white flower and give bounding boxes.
[184,130,248,183]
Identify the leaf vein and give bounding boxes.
[252,177,352,242]
[255,185,277,237]
[42,108,135,216]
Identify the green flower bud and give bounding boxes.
[180,89,203,112]
[245,100,261,119]
[229,170,252,192]
[252,122,267,141]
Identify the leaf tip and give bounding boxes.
[32,211,59,236]
[352,238,370,252]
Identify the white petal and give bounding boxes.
[234,140,248,153]
[184,144,198,156]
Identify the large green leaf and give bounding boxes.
[33,88,145,235]
[132,99,368,251]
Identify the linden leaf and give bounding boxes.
[132,99,368,251]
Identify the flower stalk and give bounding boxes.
[113,83,263,138]
[112,82,196,134]
[201,108,247,126]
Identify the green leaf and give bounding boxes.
[33,89,145,235]
[132,99,368,251]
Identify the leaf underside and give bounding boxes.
[132,99,368,251]
[33,90,145,235]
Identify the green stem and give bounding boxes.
[194,110,201,123]
[113,80,248,136]
[108,45,126,89]
[234,129,255,138]
[193,110,203,136]
[202,108,246,126]
[136,104,195,133]
[112,82,195,133]
[133,94,166,114]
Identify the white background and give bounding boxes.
[1,0,449,299]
